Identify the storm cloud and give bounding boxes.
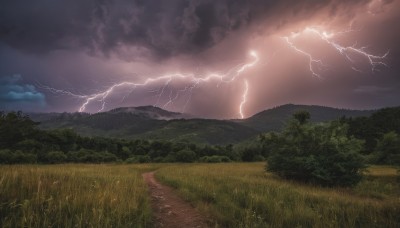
[0,0,369,59]
[0,75,46,110]
[0,0,399,117]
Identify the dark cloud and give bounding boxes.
[0,0,399,117]
[0,0,368,60]
[0,75,46,110]
[353,85,393,93]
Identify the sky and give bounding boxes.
[0,0,399,119]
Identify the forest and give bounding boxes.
[0,107,399,168]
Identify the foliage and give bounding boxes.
[265,112,366,186]
[125,155,151,163]
[199,155,231,163]
[374,131,400,165]
[345,107,400,154]
[240,145,265,162]
[0,112,38,149]
[174,148,197,162]
[1,107,399,165]
[0,112,237,164]
[44,151,67,164]
[0,149,37,164]
[293,110,310,124]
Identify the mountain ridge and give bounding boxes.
[236,104,375,132]
[27,104,376,144]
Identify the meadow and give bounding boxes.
[156,163,400,228]
[1,163,399,227]
[0,164,157,228]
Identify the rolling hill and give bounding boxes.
[236,104,374,132]
[28,104,375,144]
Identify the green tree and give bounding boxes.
[266,113,365,187]
[374,131,400,165]
[10,151,37,164]
[174,148,197,162]
[293,110,311,124]
[0,149,13,164]
[0,112,38,149]
[199,155,231,163]
[45,151,67,164]
[240,144,264,162]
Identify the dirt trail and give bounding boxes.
[142,172,209,228]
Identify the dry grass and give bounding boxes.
[0,164,156,228]
[1,163,398,227]
[156,163,400,228]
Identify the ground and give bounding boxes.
[142,171,209,228]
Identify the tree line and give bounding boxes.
[1,107,399,187]
[259,108,400,186]
[0,112,259,164]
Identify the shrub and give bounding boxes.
[125,155,151,163]
[0,149,13,164]
[174,149,197,163]
[125,157,137,164]
[374,131,400,165]
[65,149,117,163]
[266,113,366,187]
[45,151,67,164]
[199,155,231,163]
[10,150,37,164]
[241,145,264,162]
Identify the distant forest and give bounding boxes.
[0,107,399,165]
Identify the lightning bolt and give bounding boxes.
[282,35,325,78]
[40,26,389,119]
[305,27,389,72]
[41,51,259,116]
[239,80,249,119]
[281,26,389,78]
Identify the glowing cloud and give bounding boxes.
[41,51,260,116]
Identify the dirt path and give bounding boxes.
[142,172,209,228]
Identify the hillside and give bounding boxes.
[28,104,376,144]
[29,106,257,144]
[236,104,374,132]
[137,119,259,144]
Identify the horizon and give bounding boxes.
[9,103,386,121]
[1,0,400,119]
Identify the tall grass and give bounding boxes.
[156,163,400,228]
[0,164,154,228]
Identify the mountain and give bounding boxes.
[27,104,375,144]
[29,106,257,144]
[108,106,194,120]
[236,104,374,132]
[136,119,258,144]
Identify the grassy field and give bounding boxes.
[1,163,399,227]
[156,163,400,228]
[0,164,158,228]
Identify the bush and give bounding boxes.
[100,152,118,162]
[125,157,137,164]
[125,155,151,163]
[10,150,37,164]
[240,145,264,162]
[0,149,13,164]
[266,113,366,187]
[65,149,117,163]
[45,151,67,164]
[174,149,197,163]
[199,155,231,163]
[374,131,400,165]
